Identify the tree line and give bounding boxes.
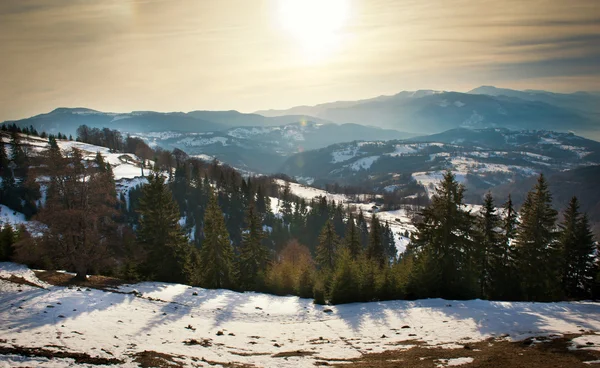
[1,127,598,304]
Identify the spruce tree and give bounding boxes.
[329,245,361,304]
[559,197,597,299]
[343,213,362,258]
[490,195,519,300]
[410,171,477,299]
[475,192,502,299]
[238,201,269,291]
[515,174,560,301]
[137,170,192,283]
[367,215,385,266]
[200,187,235,289]
[316,220,339,270]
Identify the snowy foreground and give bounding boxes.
[1,263,600,367]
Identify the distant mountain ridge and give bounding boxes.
[1,107,331,136]
[256,87,600,138]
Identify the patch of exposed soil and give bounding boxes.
[336,334,600,368]
[34,270,126,290]
[0,345,123,365]
[0,275,43,288]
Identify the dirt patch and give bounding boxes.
[132,350,184,368]
[0,275,43,288]
[35,270,126,290]
[272,350,315,358]
[336,334,600,368]
[0,345,123,365]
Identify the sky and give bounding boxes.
[1,0,599,121]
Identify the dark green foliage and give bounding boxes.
[199,187,235,289]
[366,215,385,266]
[329,246,361,304]
[409,171,477,299]
[343,213,362,258]
[316,220,339,271]
[475,192,503,299]
[237,201,269,291]
[515,174,560,301]
[558,197,597,299]
[0,224,16,261]
[137,170,193,284]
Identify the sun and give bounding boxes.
[277,0,349,62]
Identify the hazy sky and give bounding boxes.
[1,0,599,121]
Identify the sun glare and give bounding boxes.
[277,0,349,62]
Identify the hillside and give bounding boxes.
[133,122,411,173]
[256,88,599,137]
[281,128,600,192]
[2,262,600,367]
[1,108,330,137]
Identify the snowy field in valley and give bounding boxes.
[1,262,600,367]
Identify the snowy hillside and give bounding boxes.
[1,262,600,367]
[281,128,600,195]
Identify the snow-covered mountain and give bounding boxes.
[133,122,411,173]
[280,128,600,195]
[256,88,599,137]
[1,108,331,137]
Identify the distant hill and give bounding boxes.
[1,108,329,136]
[256,88,599,138]
[280,128,600,194]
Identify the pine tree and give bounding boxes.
[329,245,361,304]
[475,192,502,299]
[0,224,15,261]
[238,201,269,290]
[316,220,339,270]
[489,195,519,300]
[137,170,192,283]
[200,187,235,289]
[367,215,385,266]
[558,197,597,299]
[343,213,362,258]
[409,171,477,299]
[515,174,560,301]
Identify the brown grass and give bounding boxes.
[0,345,123,365]
[34,270,126,290]
[335,334,600,368]
[0,275,43,288]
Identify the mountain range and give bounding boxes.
[257,86,600,137]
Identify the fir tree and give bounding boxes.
[515,174,560,301]
[558,197,597,299]
[366,215,385,266]
[237,201,269,290]
[316,220,339,270]
[200,187,235,289]
[409,171,477,299]
[475,192,502,299]
[137,170,192,283]
[329,245,361,304]
[343,213,362,258]
[490,195,519,300]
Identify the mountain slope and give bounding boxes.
[280,128,600,192]
[134,122,412,173]
[256,89,598,136]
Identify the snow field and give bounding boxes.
[1,263,600,367]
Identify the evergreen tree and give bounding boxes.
[515,174,560,301]
[329,246,361,304]
[0,224,15,261]
[409,171,477,299]
[237,201,269,290]
[366,215,385,266]
[558,197,597,299]
[475,192,502,299]
[199,187,235,288]
[137,170,192,283]
[343,213,362,258]
[490,195,519,300]
[316,220,339,270]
